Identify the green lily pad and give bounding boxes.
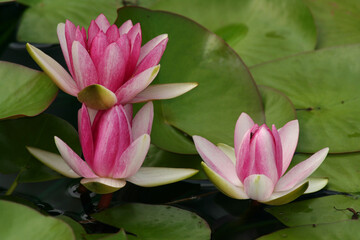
[259,85,296,128]
[143,145,206,179]
[303,0,360,48]
[92,203,211,240]
[84,230,127,240]
[292,153,360,193]
[266,195,360,227]
[0,61,58,119]
[17,0,121,43]
[251,45,360,153]
[0,200,75,240]
[117,7,264,154]
[141,0,317,66]
[258,220,360,240]
[57,215,87,240]
[0,113,81,182]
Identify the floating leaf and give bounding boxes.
[266,195,360,227]
[92,203,211,240]
[0,61,57,119]
[0,114,81,182]
[17,0,121,43]
[142,0,317,66]
[84,230,127,240]
[117,7,264,154]
[303,0,360,48]
[258,220,360,240]
[259,85,296,128]
[0,200,75,240]
[251,45,360,153]
[292,153,360,193]
[57,215,86,240]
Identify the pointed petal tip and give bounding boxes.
[127,167,198,187]
[26,146,81,178]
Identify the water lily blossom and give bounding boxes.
[26,14,197,110]
[193,113,329,205]
[27,102,198,194]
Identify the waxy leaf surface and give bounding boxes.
[117,7,264,154]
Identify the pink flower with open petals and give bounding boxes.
[193,113,329,205]
[28,102,198,194]
[26,14,197,110]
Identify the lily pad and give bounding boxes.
[292,153,360,193]
[117,7,264,154]
[0,200,75,240]
[142,0,317,66]
[251,45,360,153]
[57,215,86,240]
[0,61,58,119]
[303,0,360,48]
[266,195,360,227]
[17,0,121,43]
[84,230,127,240]
[258,220,360,240]
[92,203,211,240]
[0,113,81,182]
[259,85,296,128]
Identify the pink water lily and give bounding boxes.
[193,113,329,205]
[28,102,198,194]
[26,14,197,110]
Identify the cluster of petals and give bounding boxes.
[26,14,197,109]
[28,102,198,194]
[193,113,329,205]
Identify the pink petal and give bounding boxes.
[234,113,254,159]
[127,23,142,48]
[106,24,120,43]
[135,38,168,75]
[87,20,100,49]
[111,134,150,178]
[64,20,77,76]
[116,65,160,104]
[278,120,299,175]
[272,124,283,178]
[89,31,109,69]
[57,23,74,77]
[72,41,98,89]
[91,106,131,177]
[125,33,141,80]
[124,104,133,123]
[78,104,94,167]
[138,34,168,64]
[54,136,98,178]
[236,125,278,183]
[275,148,329,192]
[193,135,242,186]
[75,26,86,49]
[97,42,126,91]
[132,101,153,139]
[95,14,110,32]
[119,20,133,35]
[130,83,198,103]
[244,174,274,202]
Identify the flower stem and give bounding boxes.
[97,193,113,211]
[5,171,22,196]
